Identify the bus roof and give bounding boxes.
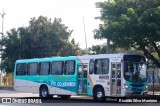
[15,56,77,63]
[15,53,143,63]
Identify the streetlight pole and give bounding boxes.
[83,16,88,51]
[0,9,6,65]
[0,9,5,45]
[0,9,5,86]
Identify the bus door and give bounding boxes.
[78,64,88,95]
[111,62,122,96]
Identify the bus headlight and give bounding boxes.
[145,85,148,90]
[125,85,130,90]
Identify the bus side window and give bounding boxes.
[39,62,50,75]
[94,58,109,74]
[94,59,102,74]
[28,63,38,76]
[16,63,27,76]
[51,61,63,75]
[102,59,109,74]
[64,60,75,75]
[89,59,94,74]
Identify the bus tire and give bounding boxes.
[40,86,50,98]
[94,87,106,101]
[60,95,71,99]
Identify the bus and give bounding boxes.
[14,53,148,101]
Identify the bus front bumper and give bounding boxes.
[125,90,148,96]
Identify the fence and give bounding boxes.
[147,68,160,92]
[0,72,13,87]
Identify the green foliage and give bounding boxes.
[88,43,142,55]
[2,16,81,72]
[95,0,160,68]
[88,45,107,54]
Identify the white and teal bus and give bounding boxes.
[14,53,148,101]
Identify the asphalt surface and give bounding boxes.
[0,89,160,106]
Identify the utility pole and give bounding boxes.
[0,9,5,86]
[0,9,6,65]
[83,16,88,51]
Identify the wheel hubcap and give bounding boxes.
[97,91,102,98]
[42,89,47,97]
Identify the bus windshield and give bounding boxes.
[124,62,147,82]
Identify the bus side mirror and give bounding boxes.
[147,63,149,69]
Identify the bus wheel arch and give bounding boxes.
[93,85,106,101]
[39,84,51,98]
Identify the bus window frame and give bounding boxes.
[16,63,27,76]
[64,60,75,75]
[94,58,109,75]
[39,62,50,75]
[51,61,64,75]
[27,62,38,76]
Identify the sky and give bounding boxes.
[0,0,106,49]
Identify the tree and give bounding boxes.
[94,0,160,68]
[88,43,141,55]
[2,16,81,72]
[88,45,107,54]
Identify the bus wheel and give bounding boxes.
[60,95,71,99]
[94,88,105,101]
[40,86,49,98]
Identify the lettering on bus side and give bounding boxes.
[50,81,76,87]
[99,75,109,79]
[96,80,106,83]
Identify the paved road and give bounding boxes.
[0,102,160,106]
[0,90,39,97]
[0,90,159,106]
